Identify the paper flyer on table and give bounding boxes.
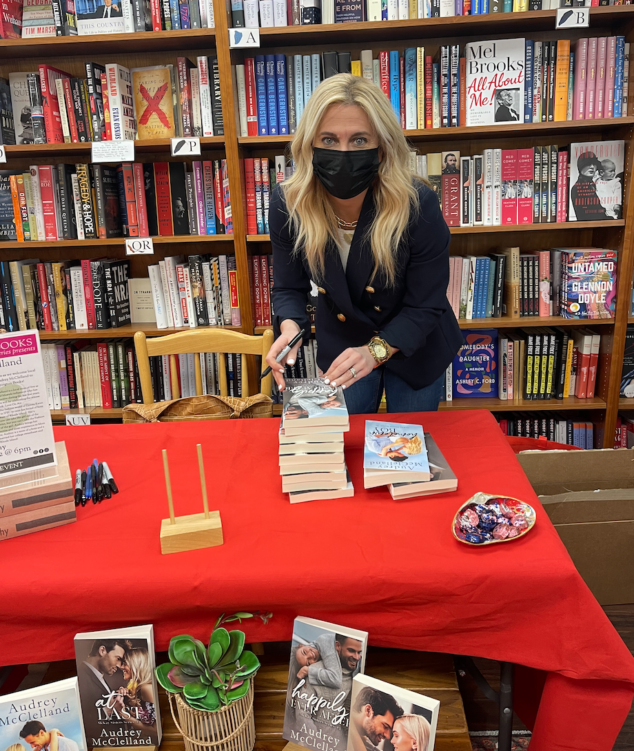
[0,329,57,478]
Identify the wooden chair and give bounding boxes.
[134,328,275,406]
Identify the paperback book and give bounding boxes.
[0,678,86,751]
[364,420,430,474]
[389,433,457,500]
[74,624,162,748]
[283,617,368,751]
[282,378,349,433]
[347,675,439,751]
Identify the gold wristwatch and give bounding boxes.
[367,336,392,366]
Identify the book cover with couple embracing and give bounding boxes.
[283,617,368,751]
[74,624,162,748]
[347,675,439,751]
[0,678,86,751]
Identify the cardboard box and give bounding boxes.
[518,448,634,605]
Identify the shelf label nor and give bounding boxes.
[171,137,201,156]
[556,7,589,28]
[229,27,260,48]
[0,146,6,163]
[126,237,154,255]
[66,413,91,426]
[92,140,135,163]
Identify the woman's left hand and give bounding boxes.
[323,347,376,389]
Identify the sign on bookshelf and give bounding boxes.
[66,414,91,426]
[229,28,260,48]
[0,146,6,164]
[556,7,589,28]
[126,237,154,255]
[92,140,135,164]
[171,137,201,156]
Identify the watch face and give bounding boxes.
[375,343,387,358]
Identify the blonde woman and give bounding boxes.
[117,648,156,733]
[391,714,432,751]
[266,74,461,414]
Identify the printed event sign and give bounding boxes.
[0,330,57,478]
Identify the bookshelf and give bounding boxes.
[3,6,634,444]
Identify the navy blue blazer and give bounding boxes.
[269,180,462,390]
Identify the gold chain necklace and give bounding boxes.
[334,214,358,229]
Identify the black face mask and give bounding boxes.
[312,147,380,200]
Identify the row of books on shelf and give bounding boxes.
[615,413,634,447]
[413,141,624,226]
[4,59,223,146]
[232,0,628,28]
[41,336,245,410]
[495,411,597,448]
[0,161,232,243]
[447,247,617,321]
[0,253,240,332]
[0,0,215,39]
[239,37,629,138]
[443,327,602,400]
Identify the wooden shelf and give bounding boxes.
[50,406,124,420]
[2,234,234,249]
[629,315,634,324]
[240,117,634,147]
[439,396,606,412]
[4,137,224,158]
[248,222,623,243]
[254,6,634,46]
[619,398,634,409]
[0,28,216,60]
[39,324,241,340]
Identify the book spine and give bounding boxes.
[133,163,149,237]
[524,40,534,122]
[198,56,214,137]
[573,38,588,120]
[554,39,570,122]
[81,259,96,329]
[501,149,517,225]
[606,36,617,118]
[614,36,625,118]
[596,37,607,119]
[586,37,598,119]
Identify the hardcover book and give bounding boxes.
[620,325,634,398]
[283,617,368,751]
[452,329,498,397]
[465,38,525,127]
[132,66,175,140]
[76,0,126,35]
[559,248,617,319]
[347,675,439,751]
[568,140,624,222]
[282,378,349,433]
[10,72,34,144]
[0,678,86,751]
[74,624,162,749]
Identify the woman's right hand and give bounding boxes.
[265,319,302,391]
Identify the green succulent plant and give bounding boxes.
[155,611,272,712]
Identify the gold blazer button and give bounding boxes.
[374,306,382,312]
[337,313,346,322]
[318,287,326,294]
[365,286,375,293]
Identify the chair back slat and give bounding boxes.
[170,354,180,400]
[194,354,203,396]
[218,352,228,396]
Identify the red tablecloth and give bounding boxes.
[1,411,633,751]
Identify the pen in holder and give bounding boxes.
[160,445,223,555]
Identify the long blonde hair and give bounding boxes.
[125,648,153,696]
[283,74,420,286]
[394,714,431,751]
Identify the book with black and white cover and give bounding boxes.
[465,38,525,127]
[74,624,162,749]
[389,433,457,499]
[10,72,35,145]
[347,674,439,751]
[568,140,624,222]
[0,678,86,751]
[282,378,349,433]
[283,617,368,751]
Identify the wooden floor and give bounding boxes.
[43,642,471,751]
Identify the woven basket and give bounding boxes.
[168,682,256,751]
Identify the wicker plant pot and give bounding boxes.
[168,682,256,751]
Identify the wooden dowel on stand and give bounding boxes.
[162,449,175,525]
[197,443,210,519]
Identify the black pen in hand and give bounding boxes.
[261,329,306,379]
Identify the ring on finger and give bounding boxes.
[349,366,357,378]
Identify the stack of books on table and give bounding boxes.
[363,421,458,499]
[0,441,75,540]
[280,378,353,503]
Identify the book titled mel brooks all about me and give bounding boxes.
[0,678,86,751]
[75,624,162,748]
[283,617,368,751]
[347,675,440,751]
